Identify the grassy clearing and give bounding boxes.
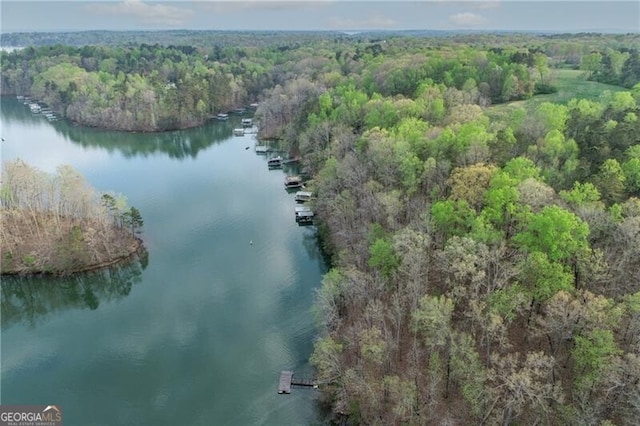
[487,69,627,117]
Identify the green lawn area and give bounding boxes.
[487,69,627,117]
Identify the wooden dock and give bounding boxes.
[278,371,294,394]
[278,370,317,394]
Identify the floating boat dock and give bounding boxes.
[278,371,317,394]
[295,191,313,203]
[284,175,303,189]
[268,156,284,168]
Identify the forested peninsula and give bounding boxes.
[1,160,144,275]
[2,31,640,423]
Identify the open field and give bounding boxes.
[487,69,627,117]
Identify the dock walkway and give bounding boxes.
[278,370,317,394]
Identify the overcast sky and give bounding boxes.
[1,1,638,33]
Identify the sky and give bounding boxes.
[0,1,638,34]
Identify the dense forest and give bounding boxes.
[2,31,640,423]
[1,31,638,131]
[248,33,640,424]
[1,160,144,275]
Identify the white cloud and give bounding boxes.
[88,0,194,27]
[448,11,486,26]
[327,14,397,29]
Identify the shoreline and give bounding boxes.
[2,94,246,133]
[1,237,146,277]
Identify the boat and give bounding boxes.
[29,103,41,113]
[268,156,283,169]
[284,175,303,189]
[255,146,269,154]
[233,128,245,136]
[216,113,229,120]
[294,191,313,203]
[241,118,253,127]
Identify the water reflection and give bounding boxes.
[53,119,241,159]
[1,97,252,159]
[1,95,325,424]
[1,248,149,330]
[0,98,45,124]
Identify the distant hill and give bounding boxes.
[3,29,635,49]
[0,30,356,48]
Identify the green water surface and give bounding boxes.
[0,97,326,425]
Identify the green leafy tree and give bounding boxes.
[581,52,603,78]
[368,237,400,280]
[431,199,475,241]
[560,181,602,206]
[520,251,574,303]
[513,205,590,263]
[479,160,539,235]
[536,102,569,133]
[128,206,143,235]
[572,329,621,389]
[593,158,627,204]
[622,157,640,195]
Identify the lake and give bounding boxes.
[0,97,327,425]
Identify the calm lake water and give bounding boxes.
[0,97,327,425]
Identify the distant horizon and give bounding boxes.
[1,1,638,34]
[1,28,637,37]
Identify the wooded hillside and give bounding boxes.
[249,34,640,424]
[1,160,143,275]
